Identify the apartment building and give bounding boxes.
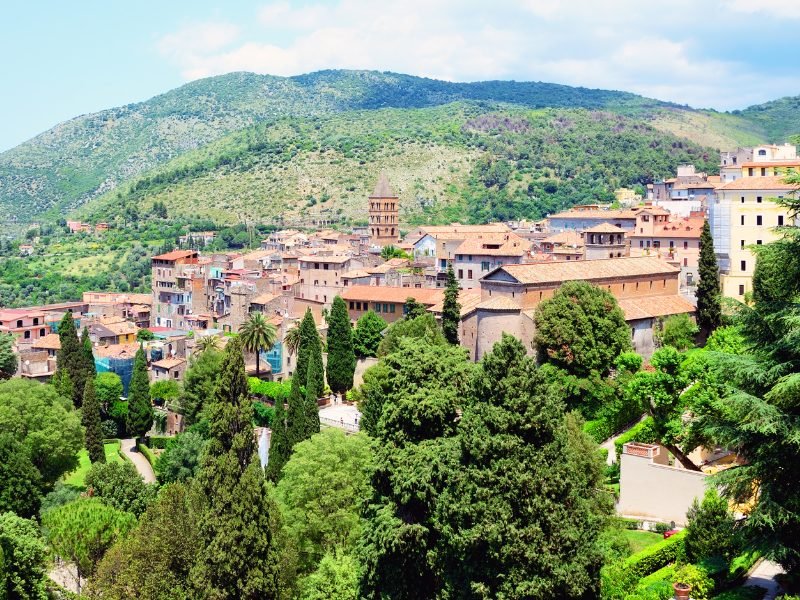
[629,215,704,288]
[451,235,529,289]
[151,249,200,330]
[342,286,445,324]
[296,255,365,305]
[720,143,797,183]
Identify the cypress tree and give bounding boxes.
[326,296,356,399]
[56,312,84,407]
[52,369,74,403]
[265,397,289,482]
[442,264,461,345]
[286,375,306,449]
[126,347,153,443]
[304,347,322,439]
[82,378,105,464]
[697,219,722,335]
[81,327,96,380]
[295,309,317,383]
[190,336,282,598]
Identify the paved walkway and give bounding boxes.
[120,438,156,483]
[744,560,784,600]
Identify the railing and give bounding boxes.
[320,416,360,433]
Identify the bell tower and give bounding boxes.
[368,172,400,246]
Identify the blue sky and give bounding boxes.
[1,0,799,151]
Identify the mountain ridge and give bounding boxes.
[0,69,798,227]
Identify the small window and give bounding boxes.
[639,240,644,248]
[24,331,30,339]
[389,304,396,314]
[468,270,473,279]
[683,241,688,249]
[779,215,785,226]
[758,149,767,156]
[374,304,381,313]
[741,260,747,271]
[739,284,745,295]
[741,196,745,204]
[39,329,45,336]
[349,301,354,310]
[33,317,39,325]
[458,269,464,279]
[16,320,22,328]
[669,241,674,248]
[757,196,763,203]
[748,167,754,176]
[757,215,763,226]
[741,215,745,226]
[383,303,389,313]
[757,240,762,245]
[683,258,688,267]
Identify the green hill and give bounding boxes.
[735,95,800,142]
[0,69,795,228]
[81,102,719,227]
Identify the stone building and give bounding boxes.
[368,173,400,246]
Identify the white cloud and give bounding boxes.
[155,0,800,109]
[727,0,800,19]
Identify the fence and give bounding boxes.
[320,416,360,433]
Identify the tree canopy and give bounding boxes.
[126,347,153,441]
[442,264,461,345]
[326,296,356,396]
[696,219,721,335]
[0,333,17,380]
[0,512,48,600]
[352,310,386,358]
[239,311,278,378]
[85,461,156,517]
[533,281,632,378]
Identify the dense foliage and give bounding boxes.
[442,264,460,345]
[697,219,721,335]
[82,377,105,465]
[85,461,156,517]
[238,311,278,378]
[126,347,153,441]
[325,296,356,396]
[352,310,386,358]
[0,512,48,600]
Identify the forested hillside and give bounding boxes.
[83,102,717,227]
[2,69,793,227]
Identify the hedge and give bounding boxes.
[137,442,158,468]
[602,529,687,599]
[585,418,615,444]
[614,417,658,460]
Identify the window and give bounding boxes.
[758,149,767,156]
[757,240,762,245]
[757,196,763,203]
[383,303,389,313]
[349,301,354,310]
[739,284,745,295]
[741,260,747,271]
[15,320,22,328]
[33,317,38,325]
[748,168,754,176]
[24,331,30,339]
[683,258,688,267]
[683,241,688,249]
[761,168,767,176]
[757,215,763,226]
[458,269,463,279]
[389,304,396,313]
[779,215,785,226]
[669,240,674,248]
[39,329,45,336]
[374,303,381,313]
[639,240,644,248]
[741,196,745,203]
[468,270,473,279]
[481,261,490,271]
[741,215,745,226]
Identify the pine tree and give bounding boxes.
[286,375,306,449]
[326,296,356,398]
[56,312,85,407]
[126,347,153,443]
[697,219,721,335]
[190,336,282,599]
[82,378,105,464]
[304,347,322,439]
[265,397,289,482]
[442,264,461,345]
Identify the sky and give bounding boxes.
[1,0,799,151]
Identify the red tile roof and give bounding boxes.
[152,250,198,261]
[341,285,444,305]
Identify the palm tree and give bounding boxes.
[284,322,301,357]
[196,334,221,354]
[239,312,278,377]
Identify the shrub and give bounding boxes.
[652,522,675,535]
[601,529,687,600]
[137,442,157,468]
[248,378,291,401]
[685,489,738,563]
[584,418,615,443]
[147,436,172,450]
[673,564,714,600]
[252,401,274,428]
[101,419,118,439]
[615,417,658,460]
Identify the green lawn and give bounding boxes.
[63,440,123,489]
[623,529,663,554]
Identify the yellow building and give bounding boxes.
[711,175,797,298]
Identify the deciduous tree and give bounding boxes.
[377,312,446,357]
[180,348,223,424]
[0,512,48,600]
[0,435,42,518]
[352,311,386,358]
[85,461,156,517]
[154,431,208,485]
[533,281,631,378]
[0,333,17,380]
[82,378,105,465]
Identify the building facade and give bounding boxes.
[368,173,400,246]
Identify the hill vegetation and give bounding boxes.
[2,69,795,228]
[83,102,718,227]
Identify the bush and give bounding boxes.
[584,418,615,443]
[615,517,643,531]
[615,417,658,460]
[137,442,157,468]
[248,378,292,401]
[673,564,714,600]
[147,436,172,450]
[685,489,738,563]
[101,419,119,439]
[652,522,675,535]
[601,529,687,600]
[252,401,274,428]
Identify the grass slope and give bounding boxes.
[82,102,719,226]
[63,440,123,489]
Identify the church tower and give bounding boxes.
[368,172,400,246]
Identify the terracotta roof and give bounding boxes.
[32,333,60,350]
[542,230,584,247]
[476,295,521,311]
[455,235,529,257]
[152,357,186,370]
[341,269,372,279]
[152,249,198,261]
[251,293,278,305]
[368,258,410,274]
[341,285,444,305]
[298,255,352,265]
[718,176,799,191]
[417,224,511,235]
[551,247,585,255]
[369,172,397,198]
[630,218,704,240]
[95,343,139,359]
[549,209,640,220]
[617,296,696,321]
[428,290,482,316]
[583,222,626,234]
[492,256,679,285]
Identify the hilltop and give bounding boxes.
[2,69,796,227]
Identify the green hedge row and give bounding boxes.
[137,442,158,468]
[601,529,687,599]
[147,435,172,450]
